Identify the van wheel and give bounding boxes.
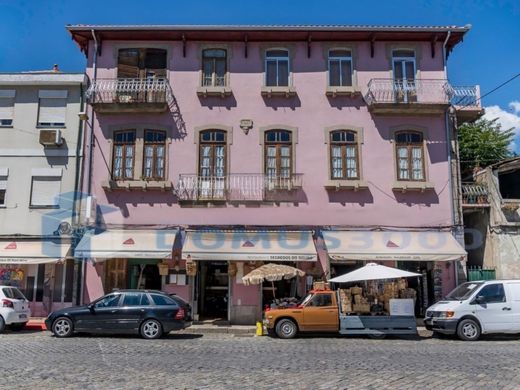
[457,319,481,341]
[275,319,297,339]
[0,316,5,333]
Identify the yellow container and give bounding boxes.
[256,321,264,336]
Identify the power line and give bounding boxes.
[456,72,520,108]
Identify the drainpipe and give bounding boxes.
[443,30,461,287]
[88,29,98,196]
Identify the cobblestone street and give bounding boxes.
[1,330,520,389]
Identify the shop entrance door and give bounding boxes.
[197,261,228,321]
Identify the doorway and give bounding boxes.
[392,50,416,103]
[197,261,228,321]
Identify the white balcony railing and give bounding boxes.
[176,174,304,202]
[462,182,489,206]
[450,85,481,108]
[365,78,453,105]
[86,78,173,104]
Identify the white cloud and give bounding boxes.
[483,101,520,152]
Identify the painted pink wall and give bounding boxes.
[84,40,452,229]
[83,262,105,303]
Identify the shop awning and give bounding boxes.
[323,231,466,262]
[0,240,71,264]
[182,231,317,262]
[75,229,179,260]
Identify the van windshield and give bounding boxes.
[445,282,483,300]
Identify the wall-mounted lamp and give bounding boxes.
[78,111,89,121]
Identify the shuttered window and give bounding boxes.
[0,90,15,126]
[38,90,67,127]
[30,168,62,207]
[0,168,8,207]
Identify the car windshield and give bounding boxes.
[445,282,484,300]
[2,287,27,300]
[300,294,314,306]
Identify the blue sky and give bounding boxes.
[1,0,519,150]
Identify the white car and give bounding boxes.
[0,286,31,332]
[425,280,520,341]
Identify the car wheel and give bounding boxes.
[10,322,27,331]
[275,319,297,339]
[140,319,163,339]
[52,317,74,338]
[457,318,481,341]
[0,316,5,333]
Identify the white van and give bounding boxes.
[425,280,520,341]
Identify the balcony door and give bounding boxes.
[199,130,227,200]
[264,130,292,190]
[392,50,416,103]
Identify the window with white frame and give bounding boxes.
[0,168,8,207]
[328,50,353,87]
[264,130,292,178]
[265,49,290,87]
[395,131,425,181]
[30,168,62,207]
[0,90,15,127]
[202,49,227,87]
[38,90,67,127]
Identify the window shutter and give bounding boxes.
[38,98,67,125]
[31,175,62,207]
[0,90,15,122]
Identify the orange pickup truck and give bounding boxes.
[263,288,417,339]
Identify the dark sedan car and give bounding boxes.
[45,290,192,339]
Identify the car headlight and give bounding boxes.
[438,311,455,319]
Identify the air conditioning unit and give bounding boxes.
[39,129,63,147]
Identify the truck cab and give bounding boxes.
[264,289,339,339]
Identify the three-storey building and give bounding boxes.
[0,70,85,316]
[69,25,481,324]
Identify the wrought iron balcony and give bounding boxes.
[450,85,484,122]
[364,78,452,114]
[86,78,173,113]
[462,182,489,208]
[176,174,304,202]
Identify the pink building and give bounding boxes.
[69,25,481,324]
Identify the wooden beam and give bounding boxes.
[370,33,376,58]
[182,34,186,57]
[431,35,438,58]
[244,34,248,58]
[307,34,312,58]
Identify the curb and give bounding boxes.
[26,320,46,331]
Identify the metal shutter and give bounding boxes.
[38,90,68,126]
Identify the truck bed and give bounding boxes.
[339,315,417,336]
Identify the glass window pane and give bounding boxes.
[266,49,288,58]
[151,294,177,306]
[340,60,353,86]
[329,60,340,86]
[202,59,213,86]
[393,50,415,58]
[266,60,277,86]
[203,49,226,58]
[94,294,121,308]
[278,60,289,86]
[215,59,226,86]
[329,49,351,57]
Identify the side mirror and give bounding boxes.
[87,303,95,311]
[473,295,486,305]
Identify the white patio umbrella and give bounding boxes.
[328,262,421,283]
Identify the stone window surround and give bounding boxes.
[385,43,423,80]
[259,125,298,175]
[259,44,297,97]
[389,124,434,192]
[322,43,360,96]
[104,123,173,190]
[193,124,233,176]
[323,125,367,190]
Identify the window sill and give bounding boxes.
[37,125,66,129]
[392,181,435,193]
[102,179,173,192]
[325,86,361,97]
[0,125,14,129]
[261,86,297,98]
[324,180,368,191]
[29,205,60,209]
[197,86,233,97]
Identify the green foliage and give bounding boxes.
[458,118,515,173]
